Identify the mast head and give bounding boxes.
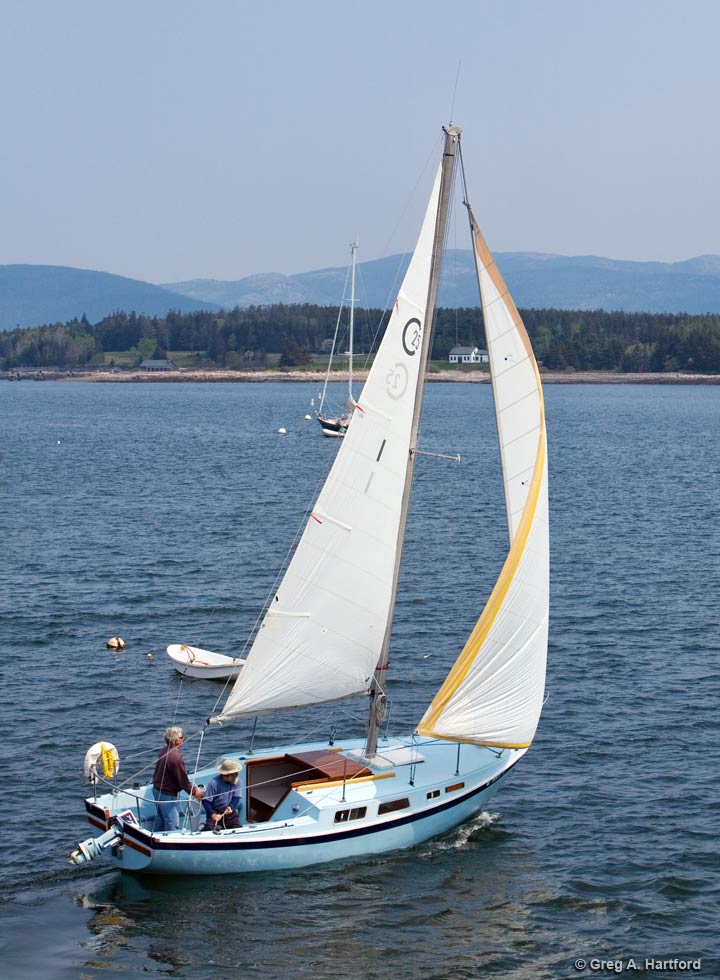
[443,124,461,139]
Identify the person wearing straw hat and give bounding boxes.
[201,758,243,832]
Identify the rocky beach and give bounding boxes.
[3,368,720,384]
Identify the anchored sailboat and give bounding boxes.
[70,126,549,875]
[316,241,358,437]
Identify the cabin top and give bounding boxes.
[286,749,371,781]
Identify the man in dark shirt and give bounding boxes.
[152,726,203,831]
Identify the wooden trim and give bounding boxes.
[124,837,152,857]
[294,771,396,793]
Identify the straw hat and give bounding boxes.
[217,758,243,774]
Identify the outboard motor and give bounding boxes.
[69,824,123,865]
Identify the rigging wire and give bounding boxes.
[113,724,207,790]
[449,61,462,126]
[296,703,369,745]
[318,260,352,416]
[363,135,445,366]
[207,437,346,722]
[353,264,379,373]
[182,725,208,826]
[458,140,471,213]
[183,254,345,653]
[141,672,192,803]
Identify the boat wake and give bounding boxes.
[419,811,502,856]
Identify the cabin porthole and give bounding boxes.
[334,806,367,823]
[378,797,410,815]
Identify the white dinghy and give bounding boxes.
[70,125,549,876]
[166,644,246,680]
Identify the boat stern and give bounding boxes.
[71,795,157,871]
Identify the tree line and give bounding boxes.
[2,304,720,373]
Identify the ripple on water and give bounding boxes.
[1,383,719,978]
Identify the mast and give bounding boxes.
[347,241,358,413]
[364,125,461,758]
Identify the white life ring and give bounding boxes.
[84,741,120,782]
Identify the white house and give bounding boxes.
[139,358,178,372]
[448,346,488,364]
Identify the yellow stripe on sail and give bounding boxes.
[417,216,547,745]
[469,217,537,367]
[417,431,545,739]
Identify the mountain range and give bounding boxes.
[0,265,220,330]
[164,251,720,315]
[3,252,720,331]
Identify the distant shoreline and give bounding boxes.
[3,369,720,385]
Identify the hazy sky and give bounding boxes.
[1,0,718,282]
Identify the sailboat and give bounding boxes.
[70,125,549,876]
[316,241,358,437]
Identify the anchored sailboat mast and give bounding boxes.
[364,125,461,758]
[347,240,357,413]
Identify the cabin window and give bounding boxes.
[445,782,465,793]
[426,789,440,800]
[334,807,367,823]
[378,797,410,815]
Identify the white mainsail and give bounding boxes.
[417,208,549,749]
[218,166,444,721]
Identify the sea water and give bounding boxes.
[0,381,718,979]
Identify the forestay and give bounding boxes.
[218,167,444,721]
[417,208,549,748]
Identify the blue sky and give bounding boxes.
[1,0,718,282]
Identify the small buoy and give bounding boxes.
[304,414,312,420]
[277,427,287,435]
[107,636,125,650]
[146,652,153,659]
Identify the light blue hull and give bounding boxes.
[81,737,526,876]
